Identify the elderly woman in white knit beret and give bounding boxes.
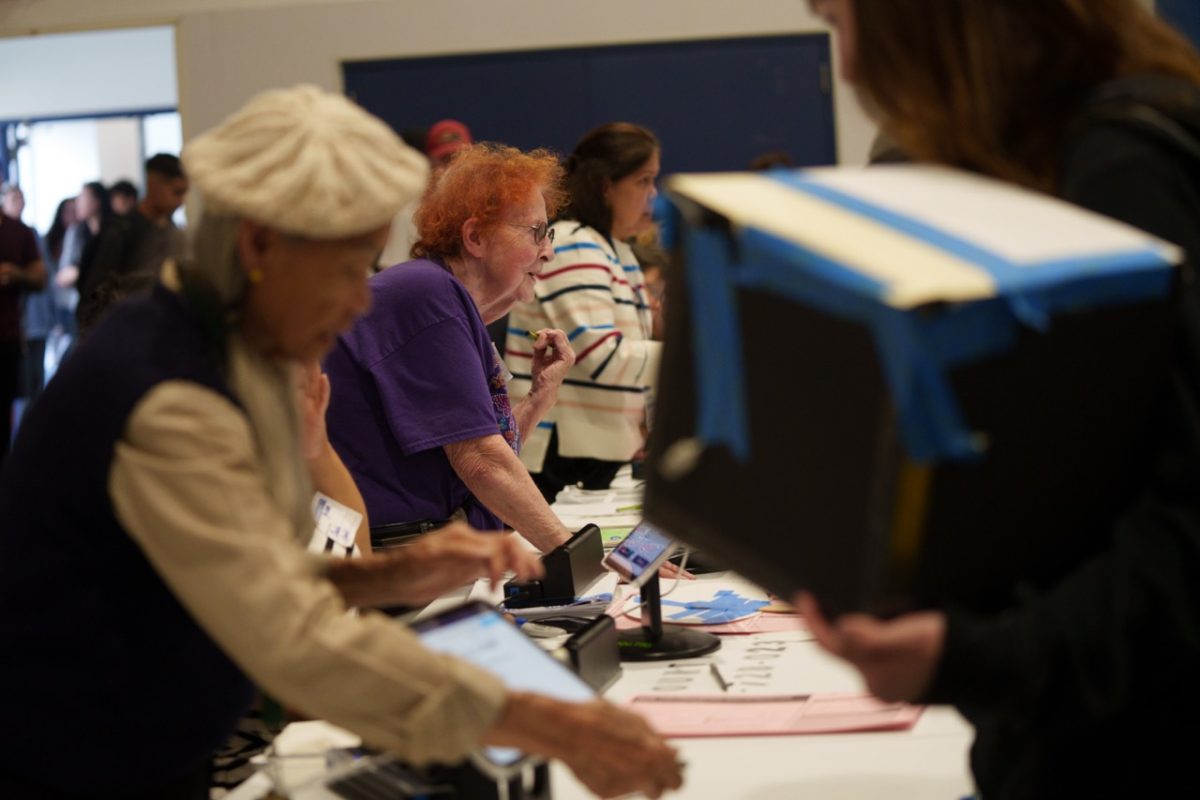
[0,86,683,800]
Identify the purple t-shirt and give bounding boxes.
[324,260,518,531]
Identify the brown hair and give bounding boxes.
[412,143,566,261]
[564,122,660,234]
[825,0,1200,190]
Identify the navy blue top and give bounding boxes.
[0,285,256,794]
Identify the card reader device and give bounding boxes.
[503,524,605,609]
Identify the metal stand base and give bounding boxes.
[617,625,721,662]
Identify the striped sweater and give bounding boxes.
[505,221,661,469]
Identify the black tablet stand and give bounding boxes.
[616,565,720,662]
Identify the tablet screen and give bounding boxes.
[412,603,595,768]
[603,520,677,587]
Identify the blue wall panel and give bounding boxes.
[343,34,837,175]
[1160,0,1200,49]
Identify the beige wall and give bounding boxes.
[0,0,363,33]
[1,0,877,166]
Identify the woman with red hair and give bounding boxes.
[324,144,578,552]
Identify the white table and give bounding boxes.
[551,636,974,800]
[547,475,974,798]
[233,472,976,799]
[240,575,974,800]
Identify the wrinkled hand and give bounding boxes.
[528,328,575,393]
[797,592,945,703]
[490,694,683,799]
[559,700,684,798]
[387,524,544,605]
[294,359,331,460]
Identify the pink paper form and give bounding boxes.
[628,693,923,737]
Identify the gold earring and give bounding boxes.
[248,268,264,285]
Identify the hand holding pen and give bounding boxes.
[526,327,576,393]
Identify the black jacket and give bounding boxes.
[925,74,1200,799]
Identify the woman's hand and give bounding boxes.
[485,693,685,799]
[385,524,544,605]
[796,592,945,702]
[528,327,575,394]
[295,359,331,461]
[515,327,576,435]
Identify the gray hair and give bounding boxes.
[178,213,313,539]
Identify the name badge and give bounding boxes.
[311,492,363,550]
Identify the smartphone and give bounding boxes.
[409,601,595,778]
[602,520,678,588]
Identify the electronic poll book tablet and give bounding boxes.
[410,601,596,777]
[603,521,719,661]
[602,520,678,588]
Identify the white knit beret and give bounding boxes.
[183,84,429,239]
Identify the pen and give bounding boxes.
[615,504,642,513]
[709,662,732,692]
[526,329,558,350]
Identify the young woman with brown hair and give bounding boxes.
[801,2,1200,797]
[505,123,664,501]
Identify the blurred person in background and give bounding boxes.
[55,181,110,313]
[79,154,188,321]
[9,187,59,409]
[0,184,45,463]
[40,197,79,375]
[109,179,138,216]
[377,119,474,269]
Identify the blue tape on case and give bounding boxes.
[686,227,752,462]
[769,171,1171,327]
[681,223,999,463]
[673,173,1174,465]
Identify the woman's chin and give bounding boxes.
[517,278,537,305]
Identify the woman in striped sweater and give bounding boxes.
[506,123,663,501]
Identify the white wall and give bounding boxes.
[1,0,876,167]
[0,0,364,34]
[0,27,176,119]
[95,118,144,185]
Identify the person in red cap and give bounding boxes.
[379,119,475,267]
[425,119,474,166]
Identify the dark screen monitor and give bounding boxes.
[643,174,1177,617]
